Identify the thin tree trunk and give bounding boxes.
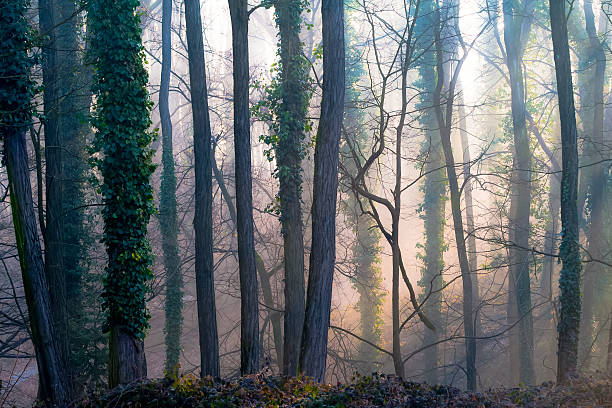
[300,0,345,382]
[433,7,476,390]
[579,0,606,370]
[39,0,69,380]
[228,0,260,375]
[210,149,283,371]
[159,0,183,375]
[275,0,307,377]
[457,85,481,336]
[184,0,220,377]
[607,308,612,376]
[502,0,535,385]
[549,0,582,383]
[0,6,70,397]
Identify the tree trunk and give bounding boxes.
[275,0,307,377]
[457,85,481,336]
[607,308,612,376]
[549,0,582,383]
[159,0,183,376]
[502,0,535,385]
[578,0,606,370]
[108,327,147,386]
[1,3,70,405]
[56,0,94,386]
[433,7,476,390]
[39,0,70,381]
[184,0,220,378]
[228,0,260,375]
[300,0,345,382]
[211,148,283,370]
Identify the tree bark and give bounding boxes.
[184,0,220,377]
[549,0,582,383]
[159,0,183,375]
[1,3,70,404]
[275,0,307,377]
[39,0,70,381]
[300,0,345,382]
[578,0,606,370]
[228,0,260,375]
[433,7,476,390]
[108,327,147,386]
[502,0,536,385]
[457,85,481,336]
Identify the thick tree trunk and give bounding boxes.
[185,0,220,377]
[549,0,582,383]
[108,327,146,386]
[502,0,535,385]
[275,0,307,377]
[228,0,260,375]
[159,0,183,375]
[578,0,606,370]
[39,0,70,381]
[300,0,345,382]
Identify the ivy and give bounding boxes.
[0,0,36,138]
[87,0,156,339]
[252,0,313,224]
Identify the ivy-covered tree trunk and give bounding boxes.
[549,0,582,383]
[578,0,606,369]
[159,0,183,376]
[228,0,260,375]
[415,0,445,383]
[87,0,156,387]
[433,6,476,390]
[341,12,384,373]
[502,0,536,386]
[300,0,345,382]
[55,0,97,387]
[274,0,308,377]
[184,0,220,377]
[0,2,70,404]
[39,0,70,379]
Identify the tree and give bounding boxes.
[184,0,220,377]
[432,4,477,390]
[159,0,183,376]
[578,0,606,369]
[55,0,100,386]
[416,0,446,384]
[273,0,309,376]
[0,1,70,403]
[87,0,156,386]
[228,0,260,375]
[39,0,69,379]
[549,0,582,383]
[300,0,345,382]
[502,0,536,385]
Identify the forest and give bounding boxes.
[1,0,612,406]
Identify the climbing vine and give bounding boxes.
[0,0,35,138]
[252,0,313,219]
[87,0,156,339]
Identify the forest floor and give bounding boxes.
[70,372,612,407]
